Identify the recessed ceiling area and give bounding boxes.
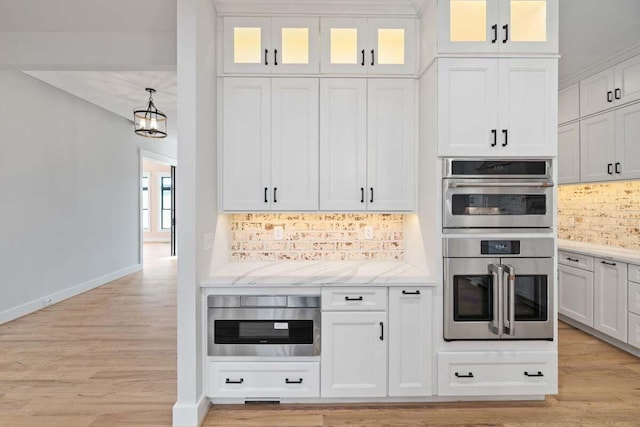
[23,71,177,144]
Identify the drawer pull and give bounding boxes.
[524,371,544,377]
[601,260,617,266]
[566,257,580,263]
[285,378,303,384]
[402,290,421,295]
[455,372,474,378]
[225,378,244,384]
[345,296,363,301]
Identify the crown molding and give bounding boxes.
[213,0,421,17]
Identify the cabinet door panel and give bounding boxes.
[368,18,417,75]
[438,58,499,157]
[614,102,640,180]
[558,265,594,327]
[224,17,271,74]
[320,18,368,74]
[498,58,557,156]
[319,79,367,211]
[558,83,579,125]
[499,0,558,54]
[271,18,319,74]
[580,112,615,183]
[438,0,500,53]
[389,288,432,397]
[557,123,580,184]
[614,54,640,106]
[580,69,615,117]
[271,78,319,211]
[321,311,387,397]
[367,79,416,211]
[223,78,271,211]
[593,259,627,341]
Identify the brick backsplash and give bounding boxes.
[230,213,405,261]
[558,181,640,250]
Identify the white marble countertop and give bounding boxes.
[558,239,640,265]
[201,261,438,287]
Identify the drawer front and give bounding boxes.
[629,282,640,316]
[629,312,640,349]
[208,362,319,398]
[629,264,640,284]
[321,288,387,311]
[438,352,558,396]
[558,251,594,271]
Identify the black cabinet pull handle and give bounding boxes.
[615,162,621,174]
[285,378,303,384]
[502,129,508,147]
[361,49,365,66]
[601,260,617,266]
[345,296,363,301]
[274,49,278,66]
[264,187,268,203]
[226,378,244,384]
[360,187,365,203]
[379,322,384,341]
[370,187,374,203]
[273,187,278,203]
[491,24,498,43]
[524,371,544,377]
[265,49,269,66]
[607,91,613,102]
[615,88,621,99]
[566,257,580,263]
[491,129,497,147]
[502,24,509,43]
[371,49,375,66]
[402,290,421,295]
[607,163,613,175]
[455,372,474,378]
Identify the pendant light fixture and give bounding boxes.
[133,88,167,138]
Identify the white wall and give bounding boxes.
[0,70,176,324]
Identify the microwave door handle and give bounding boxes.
[503,264,516,336]
[448,182,554,188]
[489,263,503,336]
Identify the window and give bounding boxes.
[142,174,150,230]
[161,176,172,230]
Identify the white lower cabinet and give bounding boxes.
[437,352,558,396]
[321,311,387,397]
[208,362,319,398]
[629,281,640,315]
[593,258,628,341]
[628,312,640,348]
[388,288,432,397]
[558,264,594,327]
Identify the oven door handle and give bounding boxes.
[503,264,516,336]
[489,263,504,336]
[448,181,554,188]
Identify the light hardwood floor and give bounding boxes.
[1,245,639,426]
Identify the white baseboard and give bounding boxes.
[173,395,210,427]
[0,264,142,325]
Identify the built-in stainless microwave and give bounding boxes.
[207,295,320,357]
[443,159,554,229]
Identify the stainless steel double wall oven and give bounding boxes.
[443,159,555,341]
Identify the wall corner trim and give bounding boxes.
[0,263,142,325]
[172,395,211,427]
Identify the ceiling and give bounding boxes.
[24,71,177,144]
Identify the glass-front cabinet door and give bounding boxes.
[224,17,319,74]
[321,18,416,75]
[438,0,557,54]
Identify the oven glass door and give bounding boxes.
[501,257,554,340]
[444,180,553,228]
[445,258,501,340]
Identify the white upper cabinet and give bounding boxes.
[320,79,416,211]
[439,0,558,54]
[614,102,640,181]
[321,18,416,75]
[557,122,580,185]
[580,55,640,117]
[558,83,579,125]
[224,17,319,74]
[439,58,556,157]
[222,78,319,211]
